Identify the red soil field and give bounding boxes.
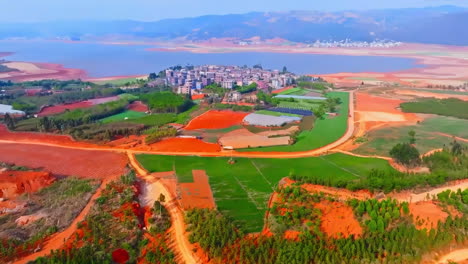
[314,201,363,239]
[272,86,294,94]
[0,124,98,148]
[409,201,461,231]
[149,138,221,152]
[356,93,405,113]
[0,170,54,199]
[178,170,216,210]
[184,110,249,130]
[38,101,93,116]
[0,143,127,179]
[127,101,148,112]
[191,94,206,100]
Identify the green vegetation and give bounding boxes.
[99,110,147,124]
[277,98,323,110]
[235,82,257,94]
[136,153,393,232]
[242,91,349,152]
[437,189,468,214]
[189,190,467,264]
[420,89,468,96]
[93,77,142,86]
[140,91,193,113]
[213,103,253,112]
[33,171,175,264]
[354,116,468,156]
[297,81,328,91]
[277,87,309,95]
[0,177,98,262]
[186,209,243,258]
[126,113,177,127]
[389,143,421,167]
[145,127,177,144]
[401,98,468,119]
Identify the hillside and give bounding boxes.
[0,6,467,45]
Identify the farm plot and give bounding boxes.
[136,153,393,232]
[255,110,302,117]
[278,99,323,110]
[354,115,468,156]
[0,143,127,179]
[241,92,349,152]
[184,110,249,130]
[99,110,146,124]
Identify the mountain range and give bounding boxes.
[1,6,467,45]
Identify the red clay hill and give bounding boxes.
[0,170,55,199]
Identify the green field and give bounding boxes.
[401,98,468,119]
[418,89,468,95]
[99,110,147,124]
[354,116,468,156]
[241,92,349,152]
[278,87,309,96]
[93,77,142,86]
[255,110,302,117]
[278,99,323,110]
[136,153,393,232]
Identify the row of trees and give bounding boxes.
[145,127,177,145]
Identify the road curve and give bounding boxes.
[128,152,198,264]
[0,91,356,159]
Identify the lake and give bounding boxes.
[0,41,422,78]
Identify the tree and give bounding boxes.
[158,193,166,216]
[450,140,463,156]
[389,143,420,167]
[148,73,158,80]
[408,130,416,144]
[3,113,15,130]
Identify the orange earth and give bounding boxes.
[409,201,462,231]
[178,170,216,210]
[149,138,221,152]
[0,170,55,199]
[314,200,363,239]
[38,101,94,116]
[0,143,127,179]
[191,94,206,100]
[184,110,249,130]
[272,86,295,94]
[127,101,149,112]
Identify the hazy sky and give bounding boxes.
[1,0,467,22]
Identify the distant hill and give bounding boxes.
[1,6,467,45]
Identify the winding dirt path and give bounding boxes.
[13,177,114,264]
[128,152,198,264]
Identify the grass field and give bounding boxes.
[354,115,468,156]
[278,87,309,96]
[278,99,323,110]
[418,89,468,95]
[136,152,393,232]
[241,92,349,152]
[401,98,468,119]
[100,110,147,124]
[93,77,142,86]
[255,110,302,117]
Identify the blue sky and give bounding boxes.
[1,0,467,22]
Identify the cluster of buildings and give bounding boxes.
[306,39,403,48]
[163,65,296,95]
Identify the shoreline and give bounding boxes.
[1,41,467,86]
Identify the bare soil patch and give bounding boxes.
[409,201,461,231]
[184,110,249,130]
[219,128,290,149]
[0,143,127,179]
[149,138,221,152]
[178,170,216,210]
[127,101,148,112]
[0,170,54,199]
[314,200,363,239]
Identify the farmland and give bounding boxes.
[241,92,349,152]
[354,115,468,156]
[255,110,302,117]
[99,110,146,124]
[401,98,468,119]
[136,153,394,232]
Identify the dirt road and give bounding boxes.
[436,248,468,263]
[128,152,198,264]
[13,178,113,264]
[391,180,468,203]
[0,91,356,159]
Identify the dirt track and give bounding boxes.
[0,91,356,159]
[13,178,114,264]
[436,248,468,263]
[128,152,198,264]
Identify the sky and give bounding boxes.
[1,0,467,22]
